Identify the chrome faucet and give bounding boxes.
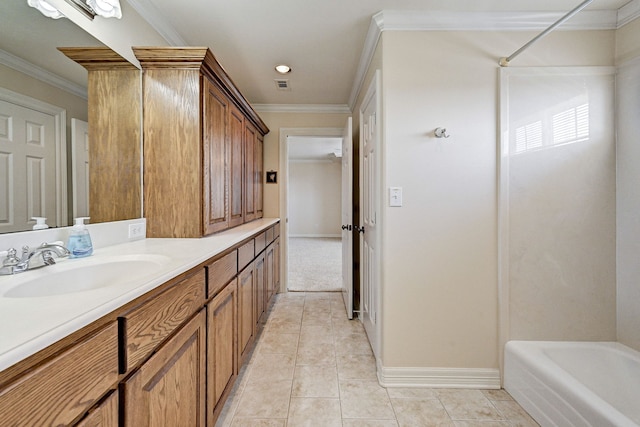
[0,242,70,275]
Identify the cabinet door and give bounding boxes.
[229,105,245,228]
[0,323,118,426]
[238,262,255,362]
[75,391,118,427]
[255,133,264,219]
[266,242,275,302]
[274,237,281,294]
[203,79,230,234]
[243,123,256,222]
[254,251,265,324]
[123,310,206,427]
[207,279,238,425]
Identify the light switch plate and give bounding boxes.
[389,187,402,207]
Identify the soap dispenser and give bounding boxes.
[32,217,49,230]
[67,217,93,258]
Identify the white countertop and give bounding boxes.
[0,218,278,372]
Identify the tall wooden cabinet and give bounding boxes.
[133,47,269,238]
[58,47,142,224]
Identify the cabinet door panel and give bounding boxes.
[243,123,256,222]
[207,279,238,424]
[122,270,206,372]
[255,133,264,218]
[124,310,206,427]
[229,105,245,227]
[0,323,118,427]
[203,79,230,234]
[75,391,118,427]
[255,252,265,324]
[238,262,255,362]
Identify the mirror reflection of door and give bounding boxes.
[0,96,59,233]
[71,118,89,218]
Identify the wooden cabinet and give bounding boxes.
[203,78,231,234]
[255,251,266,324]
[58,47,141,224]
[0,222,279,427]
[120,270,206,373]
[0,323,118,426]
[132,47,269,238]
[238,261,255,363]
[256,134,264,219]
[207,279,238,424]
[229,104,246,228]
[123,310,206,427]
[75,391,118,427]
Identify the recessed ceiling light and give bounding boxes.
[275,64,292,74]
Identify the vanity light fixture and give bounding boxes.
[275,64,292,74]
[27,0,65,19]
[27,0,122,19]
[86,0,122,18]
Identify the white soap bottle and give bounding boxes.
[67,217,93,258]
[32,217,49,230]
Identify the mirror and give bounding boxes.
[0,1,142,233]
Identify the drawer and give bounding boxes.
[254,232,267,256]
[274,223,280,238]
[121,269,206,372]
[238,239,254,271]
[265,227,274,245]
[0,322,118,426]
[208,250,238,298]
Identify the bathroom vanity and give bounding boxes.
[0,219,280,426]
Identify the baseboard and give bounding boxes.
[378,360,501,389]
[289,234,341,238]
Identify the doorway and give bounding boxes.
[278,127,353,314]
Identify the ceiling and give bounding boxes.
[1,0,635,106]
[133,0,634,107]
[288,137,343,162]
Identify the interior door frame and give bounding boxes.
[0,87,67,228]
[278,127,345,293]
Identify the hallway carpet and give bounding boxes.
[287,237,342,292]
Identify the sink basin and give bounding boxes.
[1,254,172,298]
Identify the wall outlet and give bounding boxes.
[128,222,146,239]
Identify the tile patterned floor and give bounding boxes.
[215,292,540,427]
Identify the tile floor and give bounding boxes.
[215,292,540,427]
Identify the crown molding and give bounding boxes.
[125,0,186,46]
[618,0,640,27]
[0,50,87,100]
[253,104,351,114]
[348,8,630,109]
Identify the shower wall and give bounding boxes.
[616,58,640,352]
[500,68,617,341]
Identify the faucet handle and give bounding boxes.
[1,248,20,266]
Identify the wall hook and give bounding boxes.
[434,127,450,139]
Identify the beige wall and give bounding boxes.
[259,111,350,218]
[288,161,342,237]
[364,29,616,370]
[616,19,640,352]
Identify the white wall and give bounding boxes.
[616,19,640,351]
[503,68,617,342]
[367,29,616,374]
[288,161,341,237]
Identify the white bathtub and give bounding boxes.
[504,341,640,427]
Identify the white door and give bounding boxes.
[0,98,57,233]
[341,117,354,318]
[360,72,380,356]
[72,118,89,218]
